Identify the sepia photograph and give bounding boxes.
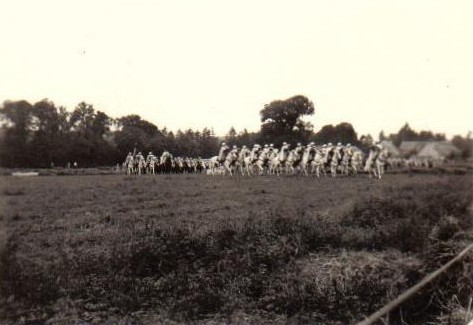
[0,1,472,324]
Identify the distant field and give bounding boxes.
[1,173,472,324]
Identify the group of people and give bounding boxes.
[211,141,384,177]
[123,150,206,175]
[122,141,387,178]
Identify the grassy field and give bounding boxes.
[1,173,472,324]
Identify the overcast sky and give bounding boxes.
[1,0,472,139]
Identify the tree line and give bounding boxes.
[0,95,470,168]
[0,100,219,168]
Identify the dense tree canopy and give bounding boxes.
[0,100,34,166]
[0,100,220,167]
[260,95,314,145]
[311,122,359,145]
[452,132,473,159]
[385,123,446,146]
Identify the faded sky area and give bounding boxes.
[0,0,472,139]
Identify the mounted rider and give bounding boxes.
[146,151,154,162]
[250,144,261,163]
[324,143,334,165]
[370,142,383,160]
[125,152,133,165]
[335,142,344,164]
[218,142,231,163]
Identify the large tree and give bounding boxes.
[452,132,473,159]
[30,99,70,167]
[114,114,162,158]
[260,95,314,145]
[68,102,115,166]
[0,100,34,167]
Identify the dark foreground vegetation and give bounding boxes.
[1,173,472,324]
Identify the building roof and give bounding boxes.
[379,140,400,156]
[399,141,427,156]
[416,141,461,158]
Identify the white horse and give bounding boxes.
[339,147,350,175]
[286,147,304,175]
[364,147,387,179]
[300,146,316,176]
[224,150,239,176]
[309,147,326,178]
[269,144,290,176]
[207,156,221,176]
[147,156,158,174]
[244,146,261,176]
[236,147,251,176]
[255,148,270,175]
[126,157,135,175]
[136,155,146,175]
[350,150,364,175]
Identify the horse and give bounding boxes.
[224,150,239,176]
[300,146,316,176]
[269,144,290,176]
[350,150,364,175]
[329,147,342,177]
[255,148,273,175]
[160,151,173,174]
[236,147,251,176]
[286,147,304,175]
[309,147,326,178]
[364,147,388,179]
[135,155,146,175]
[126,157,135,175]
[340,146,353,175]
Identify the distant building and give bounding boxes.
[379,140,400,157]
[399,141,461,159]
[416,141,461,159]
[399,141,427,157]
